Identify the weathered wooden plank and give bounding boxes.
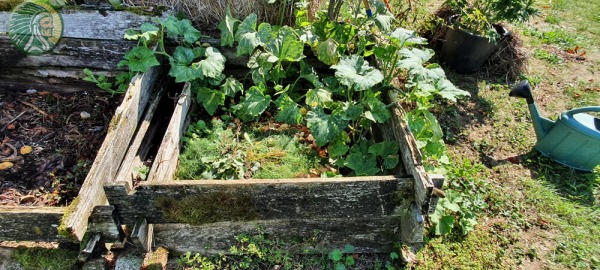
[0,68,98,93]
[146,83,191,183]
[153,217,402,254]
[114,87,165,187]
[0,207,66,242]
[0,36,136,70]
[104,176,413,226]
[0,10,157,40]
[386,92,436,214]
[60,65,160,241]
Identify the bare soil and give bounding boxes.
[0,89,121,207]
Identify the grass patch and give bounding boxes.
[533,48,562,64]
[11,247,78,270]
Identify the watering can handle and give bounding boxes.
[564,106,600,118]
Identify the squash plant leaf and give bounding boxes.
[197,87,225,115]
[218,6,240,47]
[305,87,332,108]
[275,94,303,125]
[195,47,226,79]
[373,1,394,32]
[364,96,391,123]
[162,16,201,44]
[306,108,348,147]
[331,55,383,91]
[368,141,399,157]
[389,27,427,45]
[122,46,159,73]
[396,48,434,70]
[235,87,271,121]
[328,137,349,158]
[336,102,363,121]
[436,78,470,102]
[300,61,323,88]
[317,38,339,65]
[172,46,196,65]
[345,153,380,176]
[266,26,304,63]
[220,77,244,97]
[235,13,261,56]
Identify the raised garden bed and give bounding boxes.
[0,8,161,242]
[104,82,444,253]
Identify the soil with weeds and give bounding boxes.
[0,89,121,207]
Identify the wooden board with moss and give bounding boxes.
[104,83,442,253]
[0,65,160,242]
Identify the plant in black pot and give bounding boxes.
[440,0,538,73]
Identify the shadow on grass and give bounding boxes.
[521,151,600,207]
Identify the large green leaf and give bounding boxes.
[389,27,428,45]
[235,13,257,41]
[122,46,160,73]
[235,13,261,56]
[275,94,303,125]
[337,102,363,121]
[317,38,339,65]
[345,153,380,176]
[368,141,399,157]
[168,63,202,83]
[328,136,349,158]
[220,77,243,97]
[197,87,225,115]
[305,87,332,108]
[195,47,226,79]
[331,55,383,91]
[172,46,196,65]
[396,48,434,70]
[162,16,201,44]
[300,61,323,88]
[235,88,271,121]
[217,6,240,47]
[364,96,391,123]
[266,26,304,63]
[436,78,470,102]
[306,108,348,147]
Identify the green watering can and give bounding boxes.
[510,80,600,172]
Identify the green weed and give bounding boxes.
[533,48,562,64]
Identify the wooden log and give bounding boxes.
[400,202,424,249]
[0,207,66,242]
[0,68,98,93]
[153,216,401,254]
[104,176,412,226]
[146,83,192,183]
[59,65,160,241]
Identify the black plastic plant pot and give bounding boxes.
[440,17,508,74]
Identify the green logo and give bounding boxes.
[8,1,63,55]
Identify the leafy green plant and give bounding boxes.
[133,165,149,181]
[444,0,538,38]
[328,244,356,270]
[82,68,133,95]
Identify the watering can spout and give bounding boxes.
[509,80,554,140]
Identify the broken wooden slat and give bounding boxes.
[0,207,65,242]
[86,205,124,243]
[153,217,401,254]
[115,87,166,187]
[104,176,412,226]
[131,218,154,253]
[77,233,101,262]
[387,92,437,214]
[60,65,160,241]
[146,83,192,183]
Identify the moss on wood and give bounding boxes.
[0,0,24,11]
[57,196,80,240]
[155,192,261,225]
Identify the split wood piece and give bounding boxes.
[86,205,125,243]
[114,87,166,188]
[78,233,101,262]
[153,217,401,254]
[146,83,192,183]
[131,218,154,253]
[386,92,438,214]
[59,65,160,241]
[0,10,158,41]
[0,207,65,242]
[104,176,413,226]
